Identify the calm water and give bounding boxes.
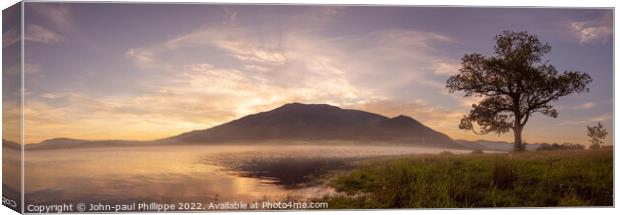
[22,145,473,209]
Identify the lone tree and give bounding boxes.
[587,122,607,149]
[446,31,592,151]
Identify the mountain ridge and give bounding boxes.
[169,103,458,148]
[28,103,461,149]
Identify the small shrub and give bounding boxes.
[537,142,585,151]
[471,150,484,154]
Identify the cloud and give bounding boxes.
[2,26,21,47]
[433,61,461,76]
[157,26,289,66]
[570,12,612,44]
[24,24,67,44]
[557,114,612,126]
[30,4,74,32]
[443,93,485,109]
[3,24,67,47]
[221,7,238,25]
[28,4,102,50]
[5,4,74,47]
[24,63,41,74]
[373,30,457,48]
[217,40,287,65]
[1,63,40,77]
[557,102,598,110]
[573,102,596,110]
[2,99,21,142]
[126,21,458,102]
[125,48,156,69]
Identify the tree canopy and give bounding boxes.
[587,122,607,149]
[446,31,592,151]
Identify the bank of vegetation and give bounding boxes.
[322,148,613,208]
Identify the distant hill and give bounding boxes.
[2,139,20,150]
[26,138,151,150]
[169,103,459,148]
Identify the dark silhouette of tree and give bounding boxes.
[446,31,592,151]
[587,122,607,149]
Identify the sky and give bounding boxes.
[3,3,613,144]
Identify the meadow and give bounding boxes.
[322,148,613,208]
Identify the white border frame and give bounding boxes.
[1,1,617,215]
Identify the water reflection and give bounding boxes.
[204,153,357,188]
[24,145,472,210]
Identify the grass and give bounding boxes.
[321,148,613,208]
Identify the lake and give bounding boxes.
[21,144,474,211]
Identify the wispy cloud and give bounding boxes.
[557,102,598,110]
[4,24,68,47]
[24,63,41,74]
[573,102,597,110]
[125,48,156,69]
[125,12,460,103]
[28,3,103,50]
[557,114,612,126]
[30,4,74,33]
[25,24,67,44]
[570,12,612,44]
[2,26,21,47]
[433,61,461,76]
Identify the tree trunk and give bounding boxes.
[513,124,524,152]
[512,97,525,152]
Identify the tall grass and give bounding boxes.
[322,148,612,208]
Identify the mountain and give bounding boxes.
[28,103,462,149]
[169,103,459,148]
[2,139,20,150]
[26,138,150,150]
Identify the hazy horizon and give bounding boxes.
[2,3,613,145]
[4,102,607,146]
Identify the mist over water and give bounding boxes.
[22,144,473,206]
